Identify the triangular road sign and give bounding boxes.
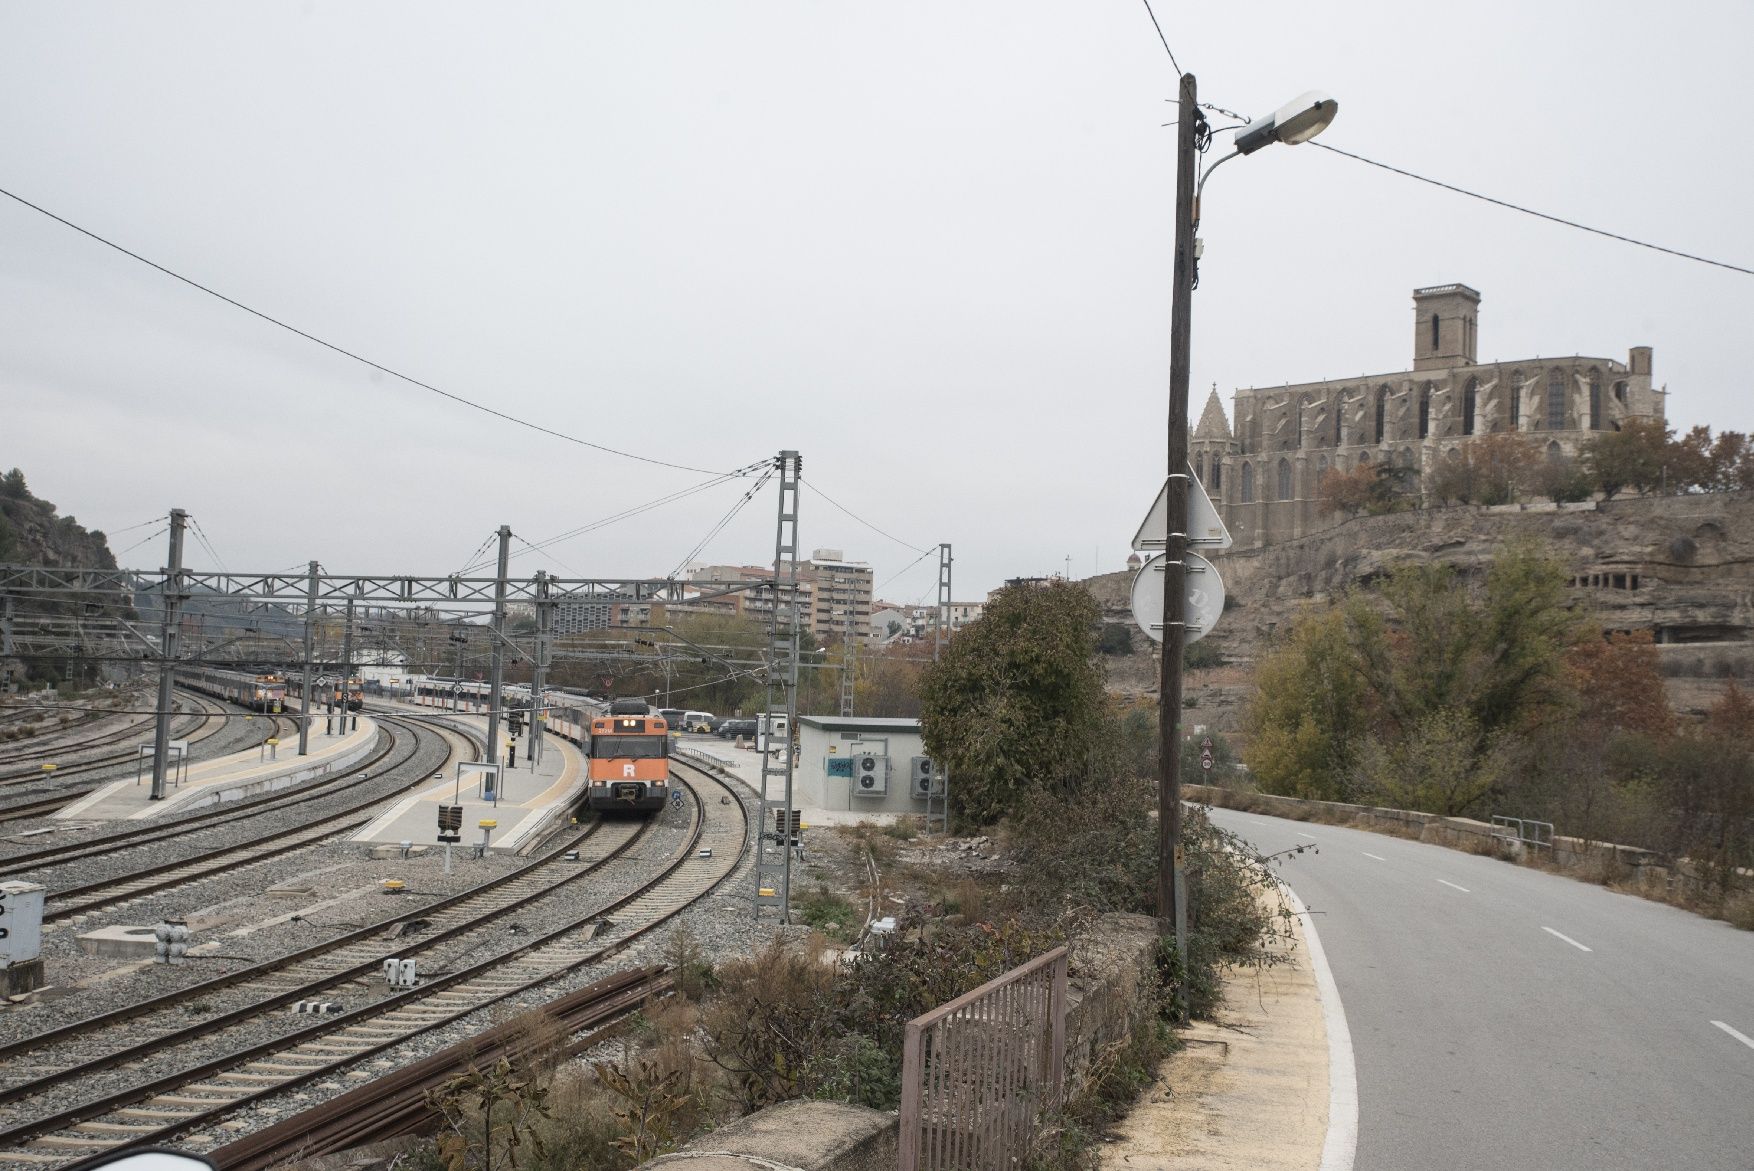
[1131,464,1232,552]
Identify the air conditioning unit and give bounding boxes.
[851,753,888,796]
[909,756,935,799]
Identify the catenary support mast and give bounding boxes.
[148,508,187,801]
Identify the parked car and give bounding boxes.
[717,718,757,740]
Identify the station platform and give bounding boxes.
[54,716,379,822]
[350,702,586,855]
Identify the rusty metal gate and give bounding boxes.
[898,945,1069,1171]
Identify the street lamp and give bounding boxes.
[1158,76,1336,952]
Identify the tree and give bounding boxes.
[1427,433,1541,506]
[1318,464,1375,516]
[1245,541,1583,811]
[918,580,1110,824]
[1095,622,1134,656]
[1531,452,1593,503]
[0,469,27,500]
[1579,418,1668,498]
[1564,629,1674,739]
[854,642,927,717]
[1242,606,1376,801]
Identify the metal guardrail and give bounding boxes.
[899,945,1068,1171]
[1492,814,1555,849]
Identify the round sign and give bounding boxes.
[1200,748,1214,771]
[1129,552,1226,645]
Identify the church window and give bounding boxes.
[1317,454,1328,477]
[1418,383,1431,439]
[1614,380,1627,404]
[1430,312,1440,351]
[1334,393,1345,447]
[1241,462,1254,503]
[1511,369,1523,429]
[1547,369,1566,430]
[1358,450,1370,464]
[1589,370,1603,430]
[1546,440,1563,461]
[1277,458,1293,501]
[1462,377,1478,436]
[1211,459,1222,490]
[1195,453,1205,482]
[1374,387,1387,444]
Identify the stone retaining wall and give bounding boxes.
[1184,784,1751,897]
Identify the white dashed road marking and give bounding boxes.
[1712,1020,1754,1052]
[1298,832,1317,839]
[1362,852,1386,861]
[1543,927,1593,952]
[1436,879,1470,892]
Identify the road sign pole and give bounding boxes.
[1159,72,1199,952]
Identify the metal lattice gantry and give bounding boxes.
[754,450,803,922]
[1,529,771,800]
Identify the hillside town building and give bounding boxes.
[1190,283,1667,549]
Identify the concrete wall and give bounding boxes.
[795,722,929,815]
[1184,784,1751,897]
[638,913,1165,1171]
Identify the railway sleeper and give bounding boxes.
[32,1134,130,1149]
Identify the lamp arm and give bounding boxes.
[1193,149,1240,226]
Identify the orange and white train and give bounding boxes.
[409,681,671,813]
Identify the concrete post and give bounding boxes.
[483,525,511,770]
[148,509,187,801]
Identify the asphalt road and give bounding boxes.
[1206,806,1754,1171]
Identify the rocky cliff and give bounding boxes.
[1090,491,1754,732]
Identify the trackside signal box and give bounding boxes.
[437,804,463,843]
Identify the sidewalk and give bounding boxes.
[1100,890,1334,1170]
[53,716,379,821]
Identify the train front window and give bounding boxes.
[591,736,668,759]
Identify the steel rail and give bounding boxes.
[205,967,673,1171]
[0,756,748,1162]
[0,709,442,870]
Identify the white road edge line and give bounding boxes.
[1436,879,1470,892]
[1711,1020,1754,1052]
[1281,881,1358,1171]
[1362,852,1386,861]
[1297,832,1317,840]
[1542,926,1593,952]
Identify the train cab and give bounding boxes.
[585,705,670,812]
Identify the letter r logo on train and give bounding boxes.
[623,764,636,777]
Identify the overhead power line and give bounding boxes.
[0,184,735,473]
[1138,0,1182,75]
[1311,142,1753,278]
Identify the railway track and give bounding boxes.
[0,755,749,1164]
[0,711,451,875]
[0,704,210,781]
[209,966,672,1171]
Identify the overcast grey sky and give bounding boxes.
[4,1,1750,602]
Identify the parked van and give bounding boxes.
[757,712,790,755]
[682,710,716,734]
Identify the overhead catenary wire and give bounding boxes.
[115,526,169,559]
[0,184,739,475]
[801,477,932,556]
[476,460,772,573]
[668,465,776,579]
[186,516,231,574]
